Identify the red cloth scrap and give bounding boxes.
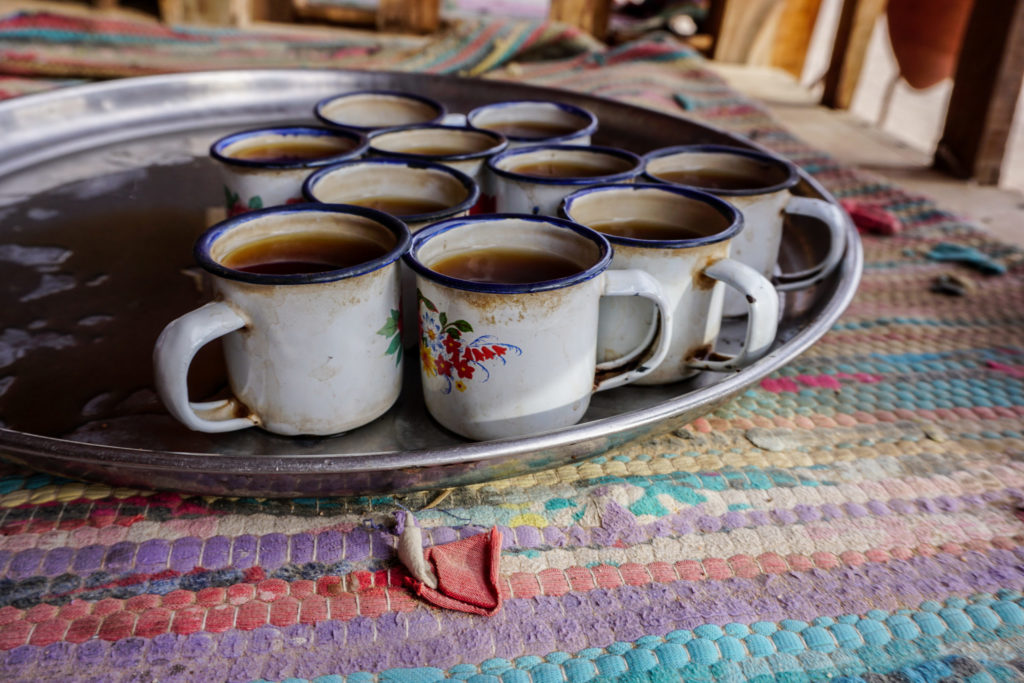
[405,527,503,616]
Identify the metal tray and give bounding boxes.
[0,69,862,497]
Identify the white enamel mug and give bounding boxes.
[154,204,411,436]
[314,90,446,133]
[488,144,643,216]
[302,158,479,233]
[643,145,846,316]
[367,124,507,213]
[367,124,508,185]
[467,100,597,149]
[303,158,479,349]
[210,126,367,216]
[562,184,779,384]
[403,214,674,441]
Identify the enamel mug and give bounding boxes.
[314,90,446,133]
[154,204,411,436]
[210,126,367,216]
[644,144,846,316]
[467,100,597,149]
[562,184,779,384]
[488,144,642,216]
[367,124,508,187]
[403,214,674,441]
[302,157,479,233]
[367,124,507,213]
[303,158,479,348]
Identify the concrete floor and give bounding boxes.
[707,62,1024,248]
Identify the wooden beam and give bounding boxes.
[703,0,729,58]
[771,0,824,77]
[821,0,887,109]
[706,0,821,72]
[290,0,376,27]
[548,0,612,41]
[711,0,780,64]
[377,0,441,34]
[934,0,1024,184]
[250,0,295,23]
[158,0,251,25]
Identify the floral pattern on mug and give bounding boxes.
[224,187,263,217]
[224,187,305,216]
[377,309,403,365]
[417,290,522,393]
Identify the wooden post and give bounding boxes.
[933,0,1024,184]
[250,0,295,23]
[158,0,251,26]
[710,0,780,64]
[703,0,729,57]
[821,0,888,109]
[290,0,376,27]
[377,0,441,34]
[771,0,824,77]
[548,0,612,41]
[706,0,822,75]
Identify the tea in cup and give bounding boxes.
[403,214,673,440]
[488,144,642,215]
[153,204,410,436]
[562,183,779,384]
[467,100,597,148]
[302,158,478,232]
[315,90,446,133]
[643,144,847,316]
[210,125,367,216]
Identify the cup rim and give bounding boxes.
[366,124,509,162]
[487,144,643,186]
[560,183,744,249]
[466,100,598,144]
[301,157,480,223]
[403,213,612,294]
[642,144,800,196]
[195,203,411,286]
[313,89,447,132]
[208,125,368,170]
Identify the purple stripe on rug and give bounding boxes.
[2,547,1021,680]
[0,487,1008,581]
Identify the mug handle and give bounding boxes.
[774,196,847,291]
[593,269,674,392]
[153,301,258,433]
[687,259,779,372]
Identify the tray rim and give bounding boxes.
[0,68,863,493]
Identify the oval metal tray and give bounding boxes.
[0,69,862,497]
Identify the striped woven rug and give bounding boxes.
[1,10,1024,683]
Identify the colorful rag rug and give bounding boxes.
[2,10,1024,683]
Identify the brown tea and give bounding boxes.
[509,160,622,178]
[396,137,493,156]
[394,144,470,156]
[588,218,707,241]
[431,247,581,284]
[229,138,355,164]
[654,168,767,191]
[347,195,453,216]
[222,232,388,275]
[481,120,580,139]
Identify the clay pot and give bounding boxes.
[886,0,974,89]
